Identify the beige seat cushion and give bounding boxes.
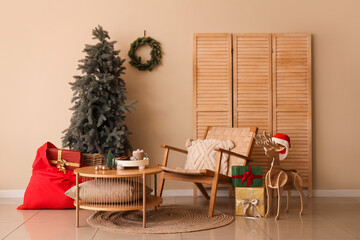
[184,139,234,175]
[65,179,152,204]
[161,166,203,175]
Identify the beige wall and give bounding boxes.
[0,0,359,191]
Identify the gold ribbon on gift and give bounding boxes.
[49,149,80,174]
[236,198,262,218]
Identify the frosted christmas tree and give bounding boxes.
[62,26,135,156]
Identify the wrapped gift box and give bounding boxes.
[235,187,265,217]
[47,148,82,173]
[232,166,262,187]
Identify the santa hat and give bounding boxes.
[272,133,291,161]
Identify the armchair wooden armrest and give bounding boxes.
[160,144,188,167]
[213,148,253,162]
[160,145,188,154]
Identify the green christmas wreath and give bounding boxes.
[128,37,162,71]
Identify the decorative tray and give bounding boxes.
[115,159,149,170]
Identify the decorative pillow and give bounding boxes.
[184,139,234,175]
[65,179,153,204]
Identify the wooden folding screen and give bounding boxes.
[193,33,233,139]
[233,33,273,178]
[272,33,312,196]
[193,33,312,196]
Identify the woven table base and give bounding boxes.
[87,205,234,234]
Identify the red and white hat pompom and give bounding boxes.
[272,133,291,161]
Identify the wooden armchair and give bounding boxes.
[157,126,258,217]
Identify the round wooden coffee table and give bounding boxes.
[74,166,163,228]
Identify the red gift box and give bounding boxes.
[47,148,82,173]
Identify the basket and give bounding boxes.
[82,153,105,166]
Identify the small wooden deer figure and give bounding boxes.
[254,132,304,220]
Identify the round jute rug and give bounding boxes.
[87,205,234,234]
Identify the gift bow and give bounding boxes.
[236,198,261,218]
[239,166,262,186]
[241,167,255,186]
[55,158,69,174]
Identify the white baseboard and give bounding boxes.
[0,190,25,198]
[312,190,360,197]
[1,189,359,198]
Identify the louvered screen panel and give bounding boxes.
[193,33,232,139]
[233,34,272,176]
[196,112,230,139]
[272,33,312,196]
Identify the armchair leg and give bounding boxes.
[208,177,219,217]
[193,184,198,198]
[195,183,210,200]
[208,150,223,217]
[228,184,233,198]
[157,172,165,197]
[158,147,170,198]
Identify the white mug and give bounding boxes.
[132,149,148,160]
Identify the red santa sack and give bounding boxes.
[18,142,79,209]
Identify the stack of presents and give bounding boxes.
[231,165,265,218]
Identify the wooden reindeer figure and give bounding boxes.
[254,132,304,220]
